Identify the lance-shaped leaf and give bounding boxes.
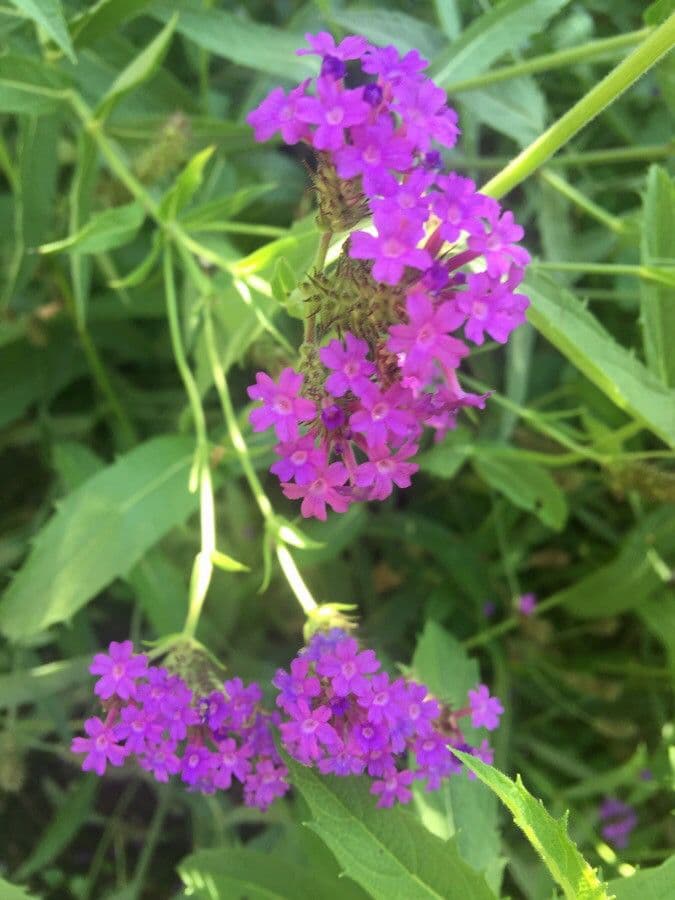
[8,0,75,61]
[39,202,145,256]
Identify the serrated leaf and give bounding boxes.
[96,14,178,119]
[151,0,314,80]
[473,452,568,530]
[608,856,675,899]
[179,846,358,899]
[412,623,502,892]
[285,756,496,900]
[39,202,145,255]
[640,166,675,387]
[432,0,570,87]
[455,752,610,900]
[9,0,75,61]
[0,435,199,642]
[525,270,675,447]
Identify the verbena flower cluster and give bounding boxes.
[246,32,530,519]
[70,641,289,811]
[273,628,503,807]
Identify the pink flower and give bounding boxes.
[371,769,416,807]
[468,208,531,278]
[89,640,147,701]
[248,368,316,442]
[455,272,529,345]
[350,212,431,285]
[334,119,413,196]
[282,458,350,520]
[388,288,467,381]
[71,717,129,775]
[270,435,324,484]
[362,45,429,82]
[392,79,459,151]
[350,384,417,447]
[467,684,504,731]
[316,636,380,697]
[320,332,375,397]
[246,82,310,144]
[297,32,369,61]
[356,443,419,500]
[296,77,370,151]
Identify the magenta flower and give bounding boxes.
[392,79,459,151]
[360,672,401,725]
[282,459,350,520]
[471,739,494,767]
[388,289,467,381]
[334,119,413,196]
[518,592,537,616]
[370,769,416,807]
[71,717,128,776]
[273,657,321,712]
[432,173,485,243]
[320,332,375,397]
[467,684,504,731]
[89,640,147,701]
[181,743,216,786]
[362,45,429,82]
[469,208,531,278]
[318,747,366,776]
[350,212,431,285]
[373,169,434,222]
[280,700,340,762]
[200,691,229,732]
[455,272,529,345]
[599,798,637,849]
[270,435,324,484]
[246,83,309,145]
[297,32,369,61]
[316,636,380,696]
[244,759,289,812]
[138,740,181,783]
[356,443,419,500]
[213,738,252,789]
[350,384,417,447]
[115,704,163,754]
[248,368,316,442]
[296,77,370,151]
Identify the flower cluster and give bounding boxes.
[598,797,637,849]
[246,32,530,518]
[273,628,503,806]
[71,641,288,811]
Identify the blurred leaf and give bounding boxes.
[432,0,570,86]
[332,8,443,57]
[96,14,178,119]
[456,753,610,900]
[433,0,462,40]
[286,755,496,900]
[417,427,473,479]
[127,549,187,635]
[551,507,675,618]
[473,452,568,531]
[640,166,675,387]
[564,746,648,799]
[181,184,277,231]
[0,56,69,114]
[0,435,199,642]
[644,0,675,26]
[39,202,145,255]
[71,0,155,48]
[464,77,546,145]
[151,0,314,80]
[179,846,357,899]
[9,0,75,61]
[608,856,675,899]
[0,877,39,899]
[0,656,90,708]
[210,549,249,572]
[639,588,675,671]
[525,271,675,447]
[160,146,215,219]
[14,777,97,880]
[412,623,503,892]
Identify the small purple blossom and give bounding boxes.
[349,384,417,447]
[320,333,376,397]
[270,435,324,484]
[316,636,379,696]
[297,32,369,61]
[246,83,309,145]
[89,640,147,701]
[71,717,128,776]
[282,457,350,520]
[356,443,419,500]
[248,368,316,442]
[599,798,637,849]
[350,212,431,285]
[371,769,416,807]
[518,592,537,616]
[296,77,370,151]
[468,684,504,732]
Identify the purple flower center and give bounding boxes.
[417,324,436,346]
[371,402,389,421]
[363,144,381,165]
[112,664,125,679]
[321,55,346,79]
[322,405,345,430]
[472,300,488,319]
[408,703,420,719]
[302,717,319,734]
[188,753,200,768]
[344,360,360,377]
[363,83,383,107]
[312,477,327,494]
[291,449,308,465]
[326,106,345,125]
[341,661,357,678]
[382,237,405,259]
[374,691,389,706]
[376,458,394,475]
[96,734,109,750]
[273,395,293,415]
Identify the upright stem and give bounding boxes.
[481,15,675,200]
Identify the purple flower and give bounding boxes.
[360,673,402,725]
[399,682,440,737]
[316,636,380,697]
[181,743,216,786]
[248,368,316,442]
[282,458,350,520]
[297,32,369,61]
[350,212,431,285]
[273,657,321,712]
[223,678,262,729]
[371,769,415,807]
[244,759,289,812]
[199,691,228,732]
[303,628,348,661]
[334,119,412,196]
[393,79,459,151]
[296,77,370,151]
[349,384,417,447]
[89,640,147,701]
[432,173,484,243]
[356,443,419,500]
[374,169,434,221]
[362,45,429,82]
[115,704,163,754]
[518,592,537,616]
[455,272,529,345]
[161,681,200,741]
[280,700,340,762]
[213,738,252,789]
[471,739,494,766]
[71,717,129,776]
[270,435,323,484]
[467,684,504,731]
[321,403,345,430]
[599,798,637,849]
[387,288,467,382]
[468,207,530,278]
[138,740,181,783]
[320,333,376,397]
[318,747,366,776]
[246,83,309,145]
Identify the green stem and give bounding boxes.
[444,28,651,93]
[540,169,631,235]
[531,260,675,286]
[449,143,674,170]
[482,16,675,199]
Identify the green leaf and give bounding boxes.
[432,0,570,87]
[0,435,199,642]
[0,656,90,708]
[473,452,568,530]
[455,752,610,900]
[127,549,187,636]
[179,846,357,899]
[39,202,145,255]
[412,623,503,892]
[465,77,546,145]
[285,755,496,900]
[331,8,442,57]
[0,877,39,900]
[0,55,69,114]
[71,0,155,48]
[151,0,314,80]
[52,441,104,492]
[640,166,675,387]
[8,0,75,61]
[181,184,276,231]
[550,507,675,618]
[14,777,97,880]
[96,14,178,119]
[525,270,675,448]
[608,856,675,899]
[159,145,215,219]
[644,0,675,27]
[211,549,250,572]
[417,427,474,479]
